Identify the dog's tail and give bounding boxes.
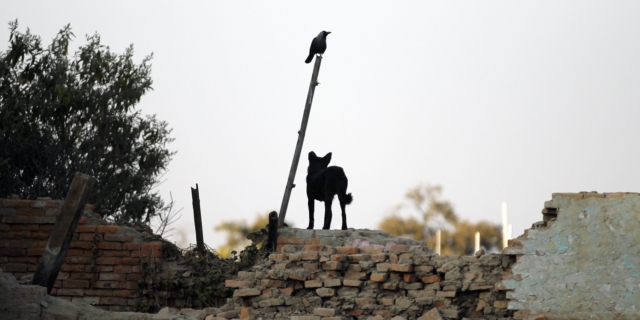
[343,192,353,205]
[336,168,353,205]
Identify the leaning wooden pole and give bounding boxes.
[32,172,96,293]
[278,55,323,227]
[191,184,205,254]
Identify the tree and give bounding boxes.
[0,21,175,222]
[379,183,502,255]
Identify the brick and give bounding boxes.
[0,248,25,256]
[335,246,357,254]
[370,273,388,282]
[61,264,85,272]
[0,208,17,216]
[301,251,319,260]
[95,257,121,265]
[97,242,122,250]
[277,236,305,245]
[343,279,363,287]
[0,263,28,272]
[78,233,97,241]
[113,290,137,298]
[377,263,389,272]
[75,225,97,233]
[29,232,50,240]
[345,272,367,280]
[225,280,253,288]
[2,216,29,224]
[113,265,132,274]
[0,240,9,248]
[69,241,92,249]
[84,289,113,296]
[389,263,413,272]
[96,225,120,234]
[9,224,38,231]
[56,288,85,296]
[94,281,120,289]
[66,249,87,256]
[99,273,126,281]
[347,254,371,262]
[234,288,260,297]
[8,256,38,263]
[355,298,376,305]
[259,279,282,288]
[330,254,346,262]
[315,288,335,297]
[124,243,142,250]
[373,310,391,317]
[404,274,419,282]
[324,278,341,287]
[125,274,141,282]
[322,261,343,270]
[494,300,509,309]
[38,225,54,232]
[69,272,93,280]
[141,242,162,251]
[119,281,139,290]
[305,280,323,288]
[303,244,325,251]
[63,280,90,288]
[101,250,130,257]
[104,234,133,242]
[29,216,57,224]
[313,308,336,317]
[65,256,92,264]
[269,253,286,261]
[345,309,363,316]
[1,200,30,207]
[389,244,410,253]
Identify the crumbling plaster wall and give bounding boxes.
[503,192,640,319]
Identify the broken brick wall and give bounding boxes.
[216,229,515,319]
[502,192,640,320]
[0,198,163,312]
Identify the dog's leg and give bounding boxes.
[322,196,333,230]
[339,198,348,230]
[307,198,315,229]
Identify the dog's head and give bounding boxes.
[308,151,331,173]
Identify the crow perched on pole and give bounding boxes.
[305,31,331,64]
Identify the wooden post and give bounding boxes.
[32,172,95,293]
[191,183,205,254]
[267,211,278,252]
[278,55,323,227]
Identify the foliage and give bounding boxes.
[135,241,264,312]
[379,183,502,255]
[214,212,290,258]
[0,20,174,222]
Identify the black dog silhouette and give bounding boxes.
[306,151,353,230]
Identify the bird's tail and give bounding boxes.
[305,53,314,64]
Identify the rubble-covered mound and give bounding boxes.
[213,228,514,320]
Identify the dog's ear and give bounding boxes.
[309,151,317,161]
[324,152,332,164]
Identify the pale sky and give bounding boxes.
[4,2,640,251]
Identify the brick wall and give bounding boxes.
[216,236,515,319]
[0,198,163,312]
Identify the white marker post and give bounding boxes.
[502,202,508,249]
[435,229,441,255]
[474,231,480,254]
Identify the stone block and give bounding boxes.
[370,273,388,282]
[343,279,363,287]
[389,263,413,272]
[313,307,336,316]
[324,278,342,287]
[305,280,322,288]
[316,287,335,297]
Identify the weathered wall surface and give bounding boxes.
[503,192,640,319]
[0,198,163,311]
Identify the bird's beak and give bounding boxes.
[326,31,332,35]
